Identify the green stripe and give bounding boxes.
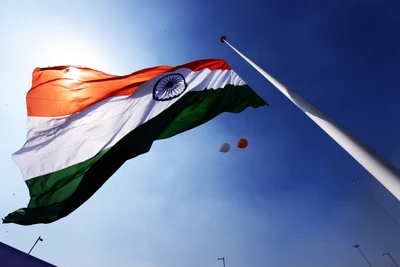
[3,85,267,225]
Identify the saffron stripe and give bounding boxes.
[27,59,231,117]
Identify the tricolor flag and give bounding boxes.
[3,59,267,225]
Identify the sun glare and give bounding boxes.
[66,67,81,81]
[36,36,109,71]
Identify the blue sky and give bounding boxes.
[1,0,400,266]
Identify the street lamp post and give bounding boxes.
[353,244,372,267]
[218,257,226,267]
[381,252,399,267]
[28,236,43,255]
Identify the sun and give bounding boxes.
[36,36,108,70]
[65,67,82,81]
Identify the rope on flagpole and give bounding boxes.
[259,97,400,228]
[312,142,400,227]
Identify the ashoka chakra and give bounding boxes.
[153,73,188,101]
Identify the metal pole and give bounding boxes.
[218,257,226,267]
[220,35,400,201]
[28,236,43,255]
[354,244,372,267]
[382,253,399,267]
[388,253,400,267]
[357,247,372,267]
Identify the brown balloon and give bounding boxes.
[237,138,248,149]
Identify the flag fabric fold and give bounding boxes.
[3,59,267,225]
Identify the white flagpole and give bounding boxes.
[220,36,400,201]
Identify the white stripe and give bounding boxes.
[14,68,246,180]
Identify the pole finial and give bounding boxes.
[220,36,227,43]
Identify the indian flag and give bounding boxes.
[3,59,267,225]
